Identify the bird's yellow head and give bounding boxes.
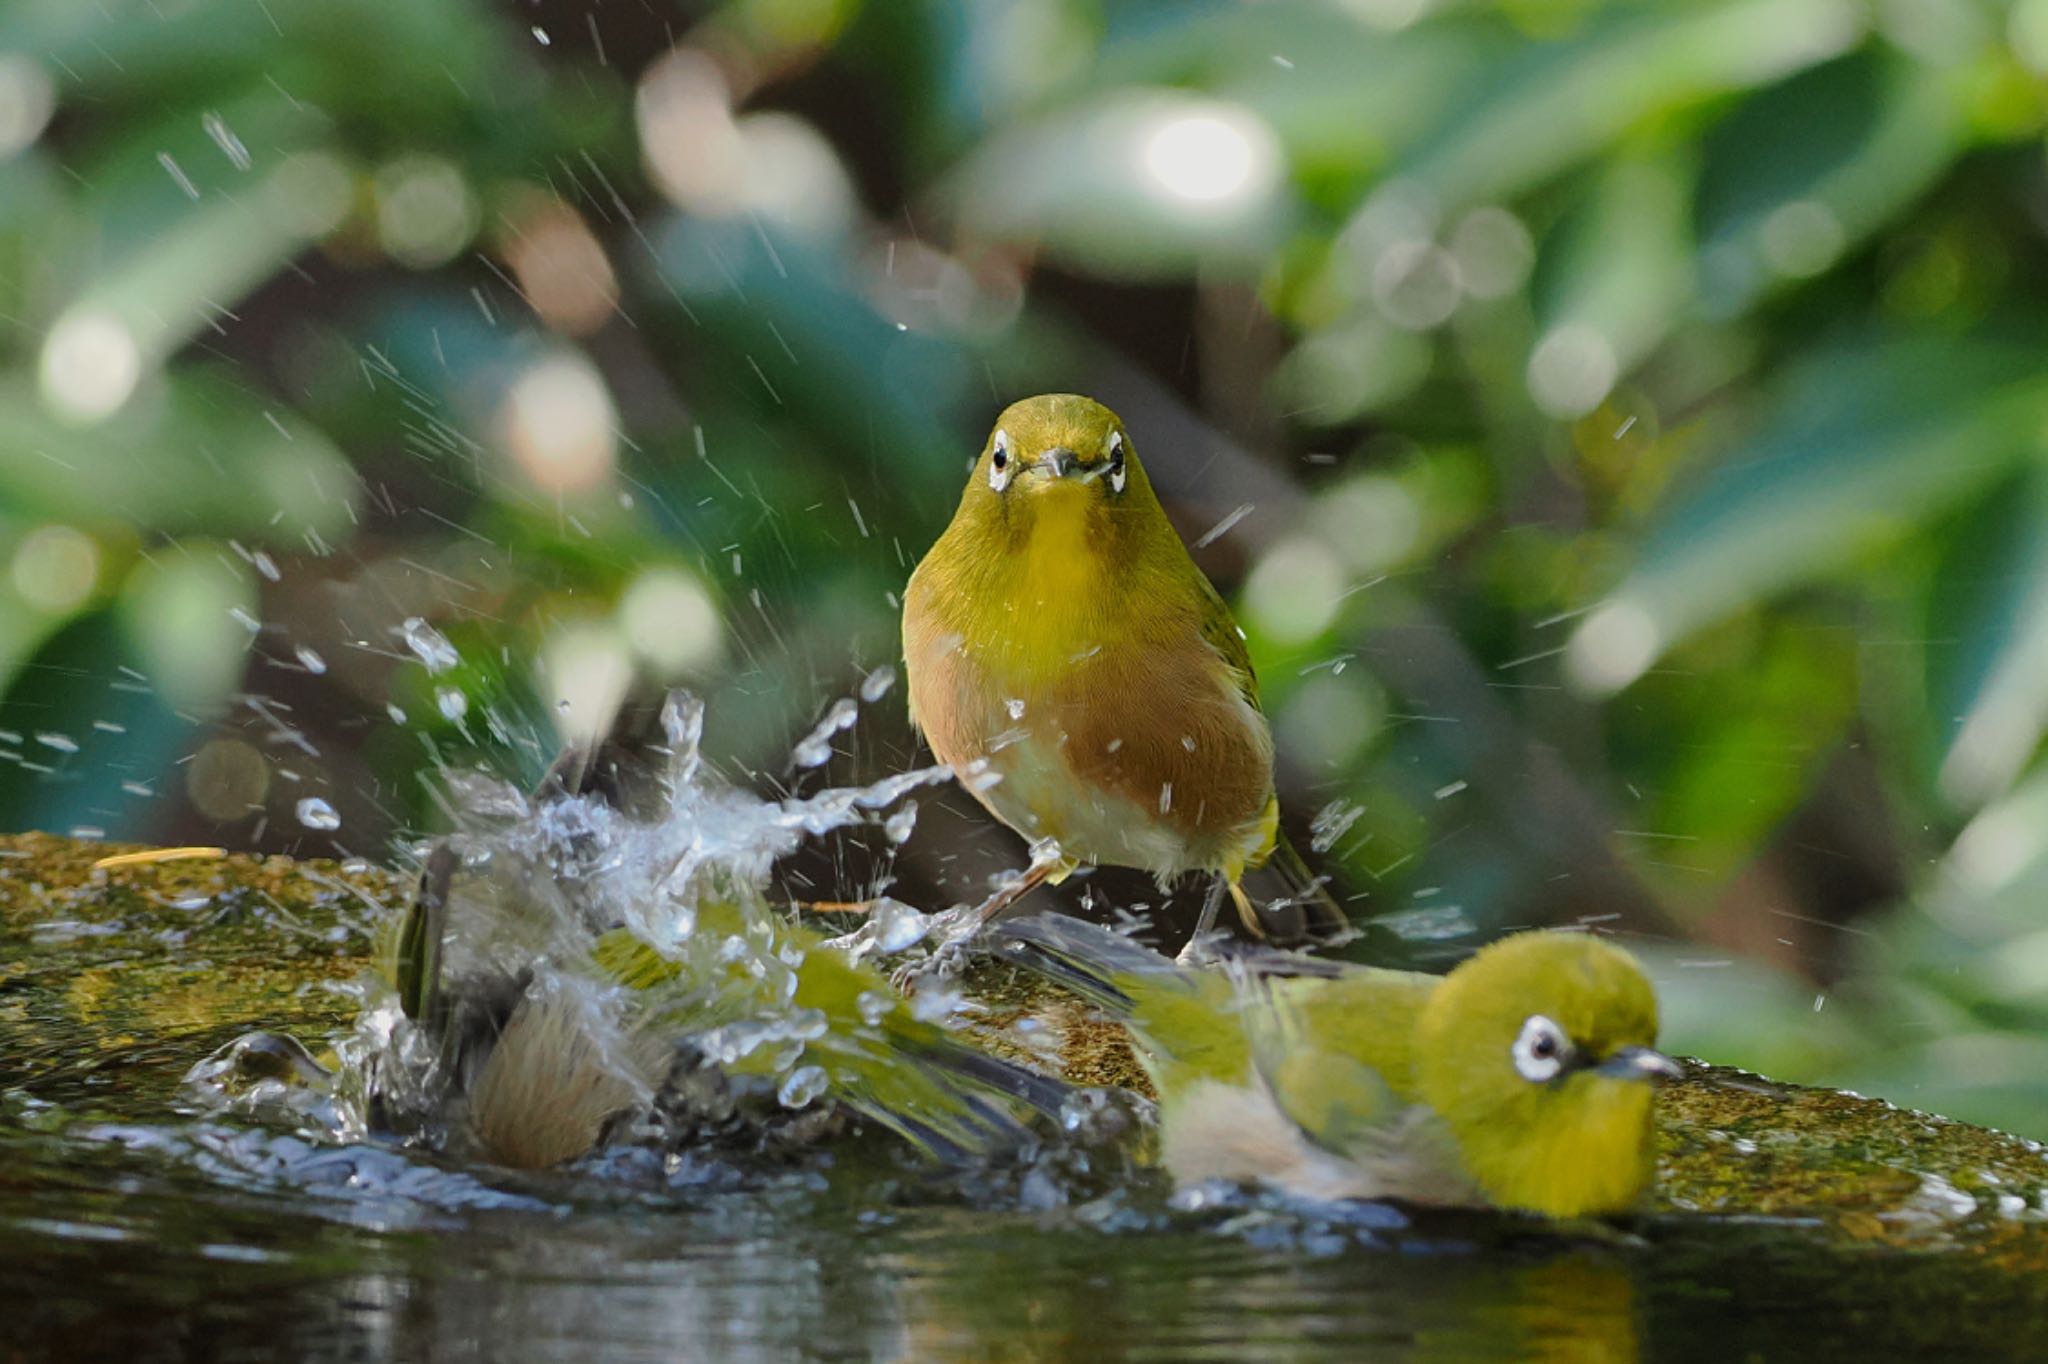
[918,394,1194,676]
[1415,931,1677,1218]
[950,394,1168,548]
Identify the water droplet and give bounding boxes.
[859,666,896,702]
[202,111,251,170]
[1310,799,1366,853]
[883,800,918,845]
[1005,698,1026,721]
[400,616,460,674]
[868,897,932,953]
[792,697,859,768]
[531,24,551,44]
[660,691,706,786]
[295,645,327,674]
[157,150,199,199]
[385,703,408,724]
[295,797,340,831]
[34,732,78,754]
[856,991,893,1026]
[1376,904,1474,941]
[776,1064,827,1110]
[436,688,469,722]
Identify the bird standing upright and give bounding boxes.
[901,393,1346,959]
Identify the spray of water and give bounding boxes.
[339,688,1095,1171]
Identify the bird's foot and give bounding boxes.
[1174,933,1227,969]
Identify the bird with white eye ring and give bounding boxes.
[902,393,1347,976]
[996,915,1686,1218]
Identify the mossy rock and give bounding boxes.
[4,830,2046,1267]
[0,831,392,1112]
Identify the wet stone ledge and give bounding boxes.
[3,830,2047,1269]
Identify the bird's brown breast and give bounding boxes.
[903,578,1273,870]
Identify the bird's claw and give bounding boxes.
[890,933,976,992]
[1174,934,1225,969]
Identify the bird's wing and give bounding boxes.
[1237,972,1477,1204]
[1242,973,1408,1153]
[1193,571,1262,711]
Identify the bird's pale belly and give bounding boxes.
[972,719,1196,875]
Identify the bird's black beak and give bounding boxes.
[1593,1046,1683,1083]
[1037,447,1081,479]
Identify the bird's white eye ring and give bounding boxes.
[1511,1014,1570,1083]
[1106,429,1127,494]
[989,430,1012,491]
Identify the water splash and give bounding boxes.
[346,688,1038,1171]
[791,697,859,768]
[400,617,460,674]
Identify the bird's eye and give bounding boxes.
[1106,430,1127,494]
[1511,1014,1570,1083]
[989,430,1012,491]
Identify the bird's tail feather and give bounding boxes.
[826,1031,1071,1160]
[991,914,1185,1017]
[1242,834,1351,945]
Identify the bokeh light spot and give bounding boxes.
[1759,199,1845,279]
[500,353,619,494]
[187,738,269,823]
[374,155,479,269]
[1140,106,1276,208]
[621,569,723,676]
[11,525,99,613]
[39,309,142,424]
[539,620,636,748]
[0,53,55,158]
[1244,536,1345,645]
[1566,599,1659,695]
[1527,324,1618,419]
[1449,206,1535,300]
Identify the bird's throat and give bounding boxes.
[980,495,1118,681]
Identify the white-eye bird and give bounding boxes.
[997,914,1682,1218]
[385,718,1071,1170]
[902,394,1348,960]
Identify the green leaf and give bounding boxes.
[0,609,203,840]
[943,87,1292,279]
[1567,335,2048,692]
[1926,472,2048,809]
[1384,0,1862,212]
[1526,146,1695,416]
[1695,50,1969,316]
[0,370,359,538]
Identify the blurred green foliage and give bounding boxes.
[5,0,2048,1134]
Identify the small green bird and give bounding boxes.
[903,394,1346,958]
[387,725,1072,1169]
[998,914,1681,1218]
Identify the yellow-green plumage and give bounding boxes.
[391,788,1069,1170]
[902,394,1342,942]
[999,915,1675,1218]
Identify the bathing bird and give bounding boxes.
[999,914,1680,1218]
